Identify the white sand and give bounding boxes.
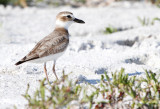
[0,2,160,108]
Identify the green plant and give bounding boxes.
[151,17,160,25]
[104,25,118,34]
[137,16,151,26]
[104,25,133,34]
[93,69,160,108]
[73,0,86,4]
[0,0,10,6]
[138,16,160,26]
[23,72,86,109]
[24,69,160,108]
[93,68,137,108]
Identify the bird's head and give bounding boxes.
[55,11,85,29]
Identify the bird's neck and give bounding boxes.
[55,27,68,32]
[54,27,69,35]
[55,20,72,30]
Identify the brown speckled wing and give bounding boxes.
[20,28,69,62]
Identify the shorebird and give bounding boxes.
[15,11,85,81]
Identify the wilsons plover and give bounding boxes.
[15,11,85,81]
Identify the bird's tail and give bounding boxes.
[15,56,38,65]
[15,61,25,65]
[15,56,27,65]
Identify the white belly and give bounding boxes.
[29,51,65,63]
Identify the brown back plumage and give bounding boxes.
[15,28,69,65]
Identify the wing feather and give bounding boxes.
[20,29,69,62]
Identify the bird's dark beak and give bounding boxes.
[73,18,85,24]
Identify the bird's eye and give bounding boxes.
[67,15,71,18]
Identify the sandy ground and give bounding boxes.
[0,2,160,108]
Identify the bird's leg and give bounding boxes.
[44,62,49,82]
[53,60,58,80]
